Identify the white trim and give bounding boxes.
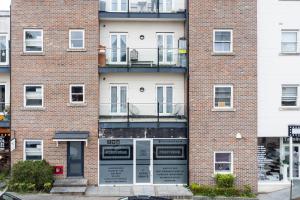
[213,84,233,109]
[214,151,233,174]
[23,139,43,161]
[109,84,128,115]
[156,32,175,65]
[213,29,233,53]
[109,33,128,64]
[24,85,44,108]
[23,29,43,53]
[69,84,85,104]
[69,29,85,49]
[155,84,174,115]
[0,33,9,65]
[53,139,88,147]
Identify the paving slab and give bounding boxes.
[50,186,87,195]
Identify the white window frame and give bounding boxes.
[23,29,44,53]
[0,33,9,65]
[213,84,233,109]
[109,33,128,64]
[281,30,298,54]
[214,151,233,174]
[24,85,44,108]
[0,83,7,114]
[281,85,298,107]
[23,139,43,161]
[213,29,233,53]
[69,29,85,49]
[69,84,85,104]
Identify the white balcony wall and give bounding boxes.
[258,0,300,137]
[100,21,184,49]
[99,73,185,116]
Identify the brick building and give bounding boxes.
[189,0,258,191]
[1,0,259,193]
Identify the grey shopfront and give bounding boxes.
[99,138,188,185]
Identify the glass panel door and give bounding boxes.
[111,0,128,12]
[110,85,127,114]
[135,140,152,184]
[156,85,173,114]
[110,33,127,64]
[156,33,174,65]
[159,0,172,12]
[67,142,84,177]
[284,145,300,178]
[0,85,5,112]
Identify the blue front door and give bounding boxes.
[67,141,84,177]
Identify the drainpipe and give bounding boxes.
[186,0,190,186]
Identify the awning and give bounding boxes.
[53,131,89,147]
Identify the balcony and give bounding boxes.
[99,103,187,128]
[99,48,187,73]
[99,0,186,20]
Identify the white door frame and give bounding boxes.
[109,84,128,115]
[156,33,175,65]
[0,34,9,66]
[133,138,153,185]
[110,33,128,65]
[282,143,300,179]
[155,85,174,116]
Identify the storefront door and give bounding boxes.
[284,145,300,178]
[134,139,153,184]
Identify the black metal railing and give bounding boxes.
[99,0,186,14]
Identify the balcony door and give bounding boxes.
[159,0,173,12]
[110,33,127,64]
[110,85,128,114]
[111,0,128,12]
[156,33,174,65]
[0,84,5,113]
[0,34,8,65]
[156,85,173,115]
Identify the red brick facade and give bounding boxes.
[188,0,258,191]
[10,0,99,184]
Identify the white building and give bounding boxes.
[258,0,300,190]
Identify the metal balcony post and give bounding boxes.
[157,102,160,123]
[127,0,130,14]
[157,48,160,70]
[127,47,130,70]
[127,102,130,125]
[157,0,160,14]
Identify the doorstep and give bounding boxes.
[85,185,193,199]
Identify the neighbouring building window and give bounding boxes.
[281,31,298,53]
[24,85,43,107]
[0,84,5,112]
[69,30,85,49]
[0,34,8,65]
[70,84,85,104]
[214,152,233,174]
[24,29,43,52]
[24,140,43,160]
[214,85,233,109]
[282,86,298,107]
[0,137,4,151]
[213,29,233,53]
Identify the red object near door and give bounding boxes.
[53,166,63,175]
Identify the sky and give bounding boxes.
[0,0,11,10]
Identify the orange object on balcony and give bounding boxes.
[98,45,106,67]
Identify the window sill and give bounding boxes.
[67,48,87,52]
[67,103,87,107]
[21,107,45,111]
[212,108,236,112]
[21,52,45,56]
[279,106,300,111]
[279,52,300,56]
[211,52,235,56]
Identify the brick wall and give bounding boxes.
[10,0,99,185]
[189,0,258,191]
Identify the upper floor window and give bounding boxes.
[70,84,85,104]
[24,140,43,161]
[0,34,8,65]
[214,152,233,174]
[281,30,298,53]
[69,30,85,49]
[24,85,44,108]
[282,85,298,107]
[24,29,43,53]
[214,85,233,109]
[213,29,233,53]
